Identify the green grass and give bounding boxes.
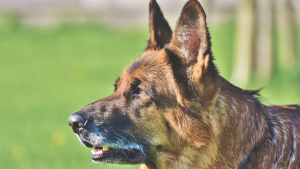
[0,23,144,169]
[0,22,299,169]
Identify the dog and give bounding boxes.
[68,0,300,168]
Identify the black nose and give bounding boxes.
[68,114,86,134]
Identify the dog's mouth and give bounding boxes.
[81,140,143,163]
[91,146,143,163]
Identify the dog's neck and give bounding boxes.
[217,77,271,167]
[187,77,271,168]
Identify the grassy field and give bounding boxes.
[0,22,299,169]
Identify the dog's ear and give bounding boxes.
[147,0,173,50]
[168,0,214,83]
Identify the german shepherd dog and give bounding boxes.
[68,0,300,168]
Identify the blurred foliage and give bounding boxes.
[0,16,299,169]
[0,21,144,169]
[0,13,22,30]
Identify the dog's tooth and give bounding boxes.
[99,150,104,155]
[103,146,109,151]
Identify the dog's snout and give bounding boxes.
[68,114,86,134]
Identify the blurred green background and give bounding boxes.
[0,0,299,169]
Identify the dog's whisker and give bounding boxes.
[118,129,137,142]
[83,119,88,127]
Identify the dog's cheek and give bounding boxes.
[134,106,170,145]
[165,109,211,148]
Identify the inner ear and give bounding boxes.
[179,25,202,65]
[168,0,211,67]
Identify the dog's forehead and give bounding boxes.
[126,49,167,76]
[115,49,168,89]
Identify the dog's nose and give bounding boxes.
[68,114,86,134]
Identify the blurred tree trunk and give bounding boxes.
[254,0,273,81]
[231,0,255,87]
[291,0,300,61]
[274,0,296,69]
[291,0,300,22]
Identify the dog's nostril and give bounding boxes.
[72,121,80,128]
[68,114,86,134]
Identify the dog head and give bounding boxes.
[69,0,220,167]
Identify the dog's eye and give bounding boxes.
[133,87,146,95]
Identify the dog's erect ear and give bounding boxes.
[147,0,173,50]
[168,0,214,81]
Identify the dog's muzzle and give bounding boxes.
[68,112,144,164]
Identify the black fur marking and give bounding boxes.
[165,48,197,99]
[152,94,177,109]
[114,77,120,91]
[166,121,171,133]
[100,105,107,113]
[287,126,296,168]
[238,145,259,169]
[156,145,163,150]
[142,100,153,109]
[107,108,134,130]
[134,109,141,119]
[131,78,141,89]
[112,107,122,115]
[243,89,262,97]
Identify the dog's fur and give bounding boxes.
[69,0,300,168]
